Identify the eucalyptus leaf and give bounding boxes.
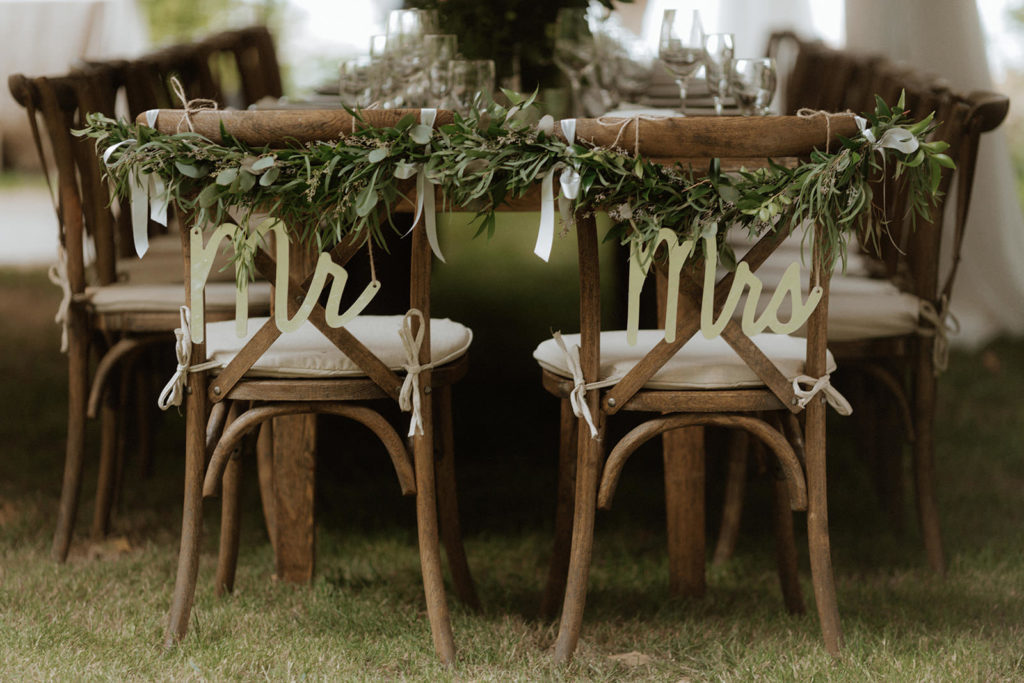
[355,185,378,217]
[259,166,280,186]
[368,148,388,164]
[216,167,238,186]
[251,155,277,172]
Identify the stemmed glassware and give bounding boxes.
[424,34,458,105]
[658,9,704,116]
[732,57,777,115]
[338,56,374,108]
[447,59,495,115]
[553,8,597,118]
[383,9,439,107]
[702,32,734,115]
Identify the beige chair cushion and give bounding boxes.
[86,281,272,313]
[204,315,473,378]
[534,330,836,390]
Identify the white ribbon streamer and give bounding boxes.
[534,119,582,262]
[157,306,221,411]
[408,108,445,262]
[919,296,960,375]
[552,331,600,438]
[792,374,853,416]
[398,308,438,437]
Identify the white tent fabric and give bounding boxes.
[846,0,1024,346]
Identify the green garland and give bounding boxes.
[79,91,954,283]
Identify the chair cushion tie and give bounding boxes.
[553,331,601,438]
[792,374,853,415]
[157,306,221,411]
[918,295,960,375]
[398,308,439,437]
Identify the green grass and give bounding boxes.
[1,229,1023,680]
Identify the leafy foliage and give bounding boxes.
[79,90,949,284]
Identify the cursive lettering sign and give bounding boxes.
[626,228,823,345]
[188,217,380,343]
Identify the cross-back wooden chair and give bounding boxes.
[714,45,1009,573]
[534,115,861,661]
[142,108,477,664]
[7,69,271,562]
[195,25,284,108]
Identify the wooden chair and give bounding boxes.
[718,38,1010,573]
[142,108,477,664]
[536,115,861,661]
[7,69,271,561]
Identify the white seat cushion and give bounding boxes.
[86,281,272,313]
[204,315,473,378]
[534,330,836,390]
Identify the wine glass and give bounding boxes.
[339,56,374,108]
[732,57,777,115]
[703,33,734,115]
[447,59,495,115]
[658,9,704,116]
[385,9,437,107]
[553,8,596,118]
[615,38,655,104]
[424,34,458,105]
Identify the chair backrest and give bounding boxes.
[142,108,452,407]
[773,33,1010,312]
[8,68,124,289]
[567,116,859,416]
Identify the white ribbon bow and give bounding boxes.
[157,306,220,411]
[553,331,600,438]
[919,296,960,375]
[398,308,436,437]
[103,109,169,259]
[854,115,920,155]
[405,108,446,262]
[534,119,582,262]
[792,374,853,416]
[47,245,72,353]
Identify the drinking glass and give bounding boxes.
[703,32,734,115]
[732,57,777,115]
[339,56,374,108]
[658,9,704,115]
[448,59,495,115]
[553,8,596,118]
[385,9,437,106]
[615,38,655,104]
[368,34,392,105]
[424,34,458,105]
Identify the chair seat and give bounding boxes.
[534,330,836,390]
[205,315,473,378]
[86,281,272,313]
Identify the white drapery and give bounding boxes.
[846,0,1024,346]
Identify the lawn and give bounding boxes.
[0,222,1022,680]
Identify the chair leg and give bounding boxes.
[216,402,243,597]
[91,366,119,541]
[412,391,456,665]
[712,430,749,566]
[914,341,945,574]
[804,397,843,656]
[52,309,90,562]
[164,371,208,647]
[664,426,706,597]
[540,397,578,620]
[553,420,604,664]
[256,419,277,554]
[772,475,806,615]
[433,384,480,611]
